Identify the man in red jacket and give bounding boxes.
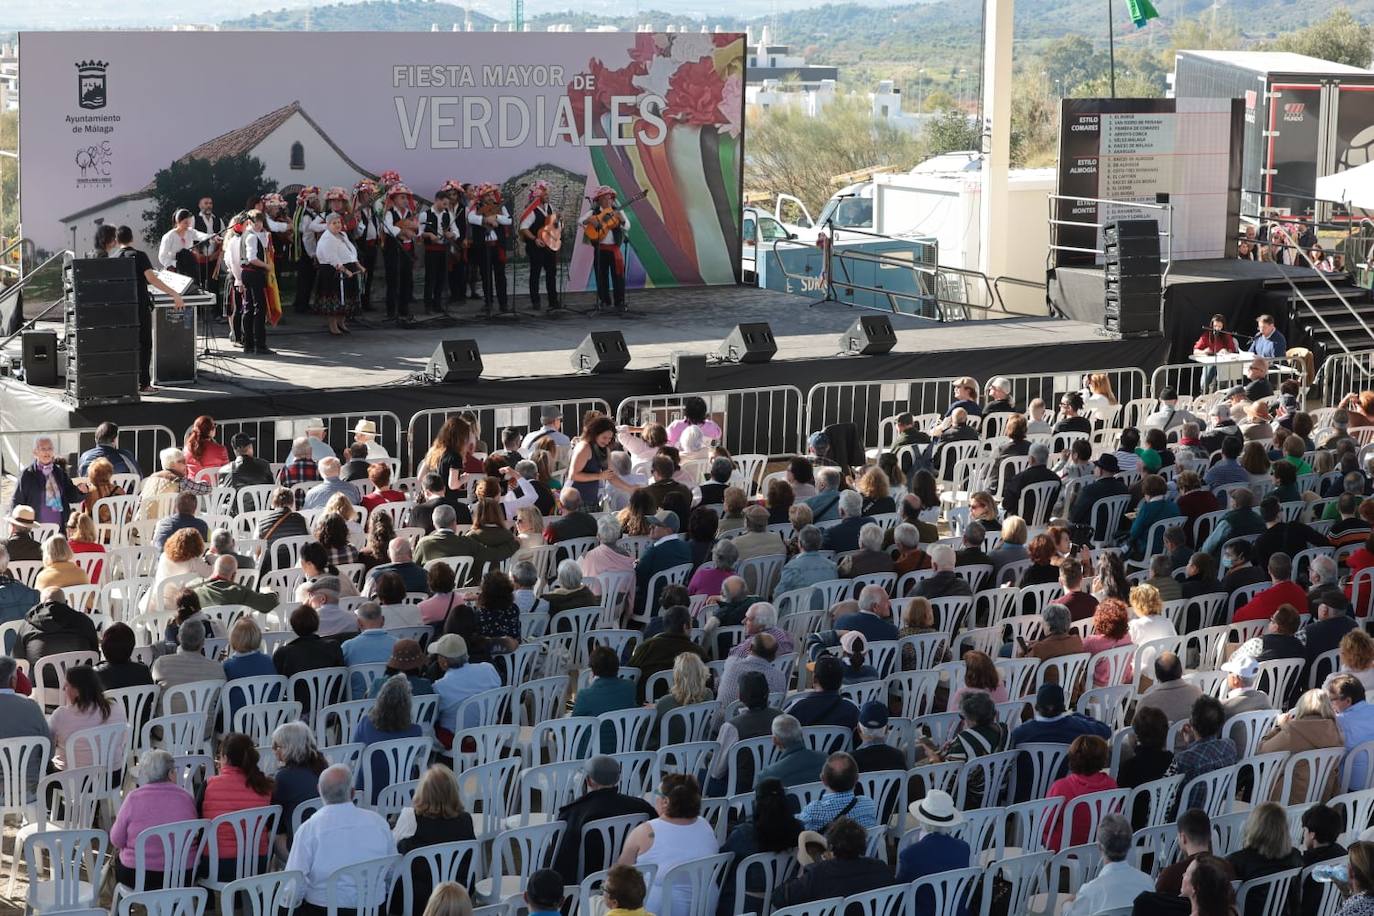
[1233,552,1308,622]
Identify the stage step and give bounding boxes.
[1286,276,1374,359]
[1262,270,1353,290]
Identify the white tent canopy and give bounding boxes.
[1316,160,1374,210]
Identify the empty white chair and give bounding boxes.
[20,826,108,914]
[115,887,208,916]
[219,870,304,916]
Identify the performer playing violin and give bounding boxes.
[578,185,630,313]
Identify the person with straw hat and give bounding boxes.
[578,185,631,312]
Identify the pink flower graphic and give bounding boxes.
[664,57,727,126]
[718,74,742,137]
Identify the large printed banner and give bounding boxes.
[19,31,746,289]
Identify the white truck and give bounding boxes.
[741,193,815,282]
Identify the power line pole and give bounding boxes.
[511,0,524,32]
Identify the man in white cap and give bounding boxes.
[1220,650,1272,719]
[896,789,969,884]
[429,633,501,747]
[303,419,336,462]
[2,506,42,562]
[984,376,1017,415]
[352,420,389,460]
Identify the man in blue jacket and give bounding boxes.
[0,546,39,628]
[633,510,691,614]
[76,422,141,476]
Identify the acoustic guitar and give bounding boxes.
[537,208,563,252]
[583,190,649,244]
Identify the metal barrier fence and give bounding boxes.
[0,425,176,481]
[406,399,612,474]
[806,367,1149,451]
[214,412,406,467]
[615,386,807,457]
[1316,350,1374,408]
[1150,357,1306,402]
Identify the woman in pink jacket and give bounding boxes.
[110,749,199,888]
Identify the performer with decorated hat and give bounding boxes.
[439,179,468,307]
[292,186,322,315]
[519,180,561,312]
[351,178,380,311]
[381,181,418,321]
[419,187,454,313]
[467,182,512,315]
[579,185,631,312]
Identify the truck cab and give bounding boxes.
[742,201,810,283]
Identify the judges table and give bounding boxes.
[1188,350,1299,385]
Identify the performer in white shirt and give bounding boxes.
[381,183,418,322]
[221,212,246,344]
[315,212,362,337]
[236,210,273,355]
[578,185,631,313]
[419,190,452,314]
[438,180,468,305]
[157,209,214,276]
[350,179,380,312]
[468,182,512,316]
[292,186,322,316]
[191,196,224,293]
[519,180,561,312]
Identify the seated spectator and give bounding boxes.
[633,510,692,614]
[303,575,358,640]
[1167,695,1238,810]
[1254,603,1305,665]
[353,674,422,803]
[151,618,226,694]
[1328,674,1374,789]
[574,645,638,751]
[628,606,706,702]
[707,672,784,794]
[0,544,38,626]
[1297,805,1346,916]
[4,505,43,562]
[1227,802,1303,912]
[715,632,785,726]
[919,691,1009,808]
[1044,735,1117,850]
[896,789,971,892]
[821,491,873,554]
[763,477,796,526]
[367,639,434,703]
[47,664,126,771]
[256,488,310,565]
[1118,705,1174,795]
[689,539,738,597]
[777,525,839,600]
[1129,475,1181,560]
[891,522,930,575]
[786,655,860,729]
[1055,557,1098,623]
[200,732,275,882]
[363,537,428,597]
[1083,597,1133,687]
[1220,540,1269,595]
[1154,809,1234,897]
[1144,553,1184,602]
[720,777,803,914]
[798,751,879,831]
[915,544,973,601]
[418,561,460,627]
[34,535,89,591]
[269,721,327,854]
[109,750,200,889]
[855,466,896,517]
[617,773,721,916]
[96,622,154,692]
[430,634,501,745]
[1003,442,1062,519]
[853,700,907,773]
[1137,651,1203,723]
[1011,683,1112,747]
[273,605,346,681]
[1019,603,1085,666]
[284,764,397,913]
[224,432,275,490]
[838,522,895,579]
[1327,630,1374,695]
[580,517,635,579]
[1179,551,1223,600]
[834,584,900,644]
[190,554,277,614]
[390,767,477,913]
[1020,533,1060,587]
[1129,583,1177,673]
[143,528,211,615]
[360,462,406,513]
[341,602,398,692]
[650,653,714,750]
[0,655,48,792]
[1253,496,1328,569]
[1063,813,1153,915]
[729,601,796,660]
[152,491,209,553]
[1261,688,1342,803]
[989,516,1029,581]
[838,630,879,683]
[302,456,361,511]
[770,816,895,911]
[948,649,1008,711]
[17,586,99,678]
[734,505,787,563]
[1220,652,1272,719]
[1200,486,1264,557]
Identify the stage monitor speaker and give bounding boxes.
[21,331,58,387]
[670,351,708,392]
[426,339,483,383]
[716,322,777,364]
[572,331,631,374]
[839,315,897,356]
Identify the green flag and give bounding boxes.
[1127,0,1160,28]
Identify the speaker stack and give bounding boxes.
[1102,219,1162,338]
[65,258,141,406]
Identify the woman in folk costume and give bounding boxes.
[221,212,247,344]
[519,180,561,312]
[351,178,381,311]
[438,179,468,306]
[579,185,631,312]
[314,211,362,336]
[467,182,511,315]
[381,181,418,321]
[291,185,322,315]
[258,192,288,329]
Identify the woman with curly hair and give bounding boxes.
[142,528,210,613]
[1082,598,1133,687]
[420,415,472,498]
[947,649,1008,710]
[81,457,125,521]
[1020,533,1060,587]
[359,509,396,571]
[314,511,359,568]
[617,488,656,538]
[855,466,895,516]
[1128,583,1176,674]
[183,415,230,477]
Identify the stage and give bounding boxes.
[0,284,1169,444]
[1049,258,1324,362]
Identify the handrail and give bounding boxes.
[1264,227,1367,358]
[0,250,72,350]
[1047,194,1175,286]
[992,275,1052,315]
[0,238,34,278]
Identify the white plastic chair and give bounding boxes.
[650,851,732,916]
[19,826,108,914]
[115,887,208,916]
[201,805,281,892]
[286,667,350,729]
[111,818,210,911]
[321,854,401,916]
[219,870,303,916]
[393,841,482,916]
[474,821,565,902]
[907,866,981,916]
[359,736,431,808]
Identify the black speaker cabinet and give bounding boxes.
[571,331,631,374]
[670,351,708,392]
[22,331,58,386]
[426,339,483,383]
[716,322,777,364]
[840,315,897,356]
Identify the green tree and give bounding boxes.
[744,95,925,215]
[921,89,955,113]
[0,111,16,242]
[1261,9,1372,68]
[923,109,981,157]
[1041,35,1105,94]
[1163,15,1242,70]
[141,154,275,247]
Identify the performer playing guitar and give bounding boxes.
[578,185,640,313]
[350,179,380,311]
[382,182,418,321]
[519,180,561,312]
[468,183,512,316]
